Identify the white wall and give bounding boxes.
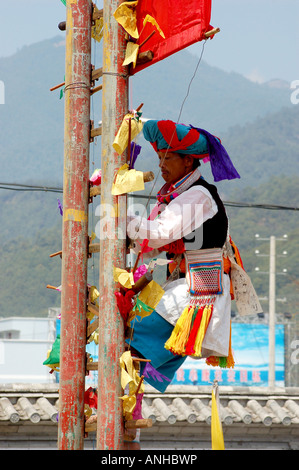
[0,315,58,384]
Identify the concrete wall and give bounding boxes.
[0,315,57,384]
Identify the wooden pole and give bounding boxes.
[96,0,128,450]
[57,0,92,450]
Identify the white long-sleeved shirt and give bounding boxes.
[127,179,231,358]
[127,184,218,250]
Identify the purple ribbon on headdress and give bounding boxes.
[143,362,171,383]
[190,125,240,182]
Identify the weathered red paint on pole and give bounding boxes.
[58,0,92,450]
[97,0,129,450]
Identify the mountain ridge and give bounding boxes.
[0,36,294,186]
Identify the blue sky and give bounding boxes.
[0,0,298,83]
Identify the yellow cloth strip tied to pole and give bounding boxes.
[113,1,139,39]
[113,266,134,289]
[111,163,144,195]
[119,351,144,421]
[113,113,143,155]
[123,42,140,68]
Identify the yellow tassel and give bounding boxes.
[226,321,235,368]
[164,306,189,353]
[165,306,194,355]
[192,305,212,357]
[175,307,194,355]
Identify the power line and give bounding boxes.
[130,194,299,211]
[0,182,63,193]
[0,182,298,211]
[223,201,299,211]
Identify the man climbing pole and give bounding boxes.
[126,119,261,392]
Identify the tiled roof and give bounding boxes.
[1,384,299,429]
[0,384,59,424]
[142,385,299,427]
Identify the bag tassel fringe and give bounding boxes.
[165,302,214,358]
[205,321,235,368]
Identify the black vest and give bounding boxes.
[163,178,228,278]
[182,178,228,251]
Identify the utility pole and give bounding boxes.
[255,234,288,390]
[97,0,129,450]
[268,236,276,389]
[58,0,92,450]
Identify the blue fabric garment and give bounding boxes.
[126,311,186,393]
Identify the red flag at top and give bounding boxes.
[132,0,213,74]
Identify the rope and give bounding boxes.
[102,71,129,79]
[64,82,90,92]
